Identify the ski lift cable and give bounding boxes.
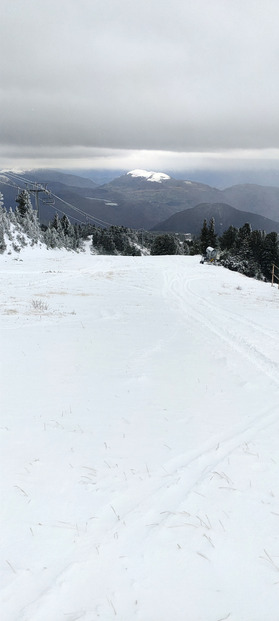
[49,191,116,227]
[5,171,114,225]
[40,190,114,227]
[0,171,23,182]
[50,191,111,224]
[3,171,34,186]
[3,172,49,198]
[45,201,85,225]
[0,179,24,190]
[4,170,117,228]
[4,170,43,187]
[0,172,29,191]
[6,172,96,214]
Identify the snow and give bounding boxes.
[127,170,171,183]
[0,174,11,183]
[1,248,279,620]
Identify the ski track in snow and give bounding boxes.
[157,266,279,511]
[1,253,279,620]
[166,268,279,386]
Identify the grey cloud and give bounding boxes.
[1,0,279,168]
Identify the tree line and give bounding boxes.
[0,190,152,255]
[189,217,278,281]
[0,190,278,282]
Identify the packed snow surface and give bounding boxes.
[1,248,279,621]
[127,169,171,183]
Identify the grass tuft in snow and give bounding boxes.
[31,298,49,312]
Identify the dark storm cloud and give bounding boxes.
[1,0,279,167]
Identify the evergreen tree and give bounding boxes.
[235,223,252,249]
[250,229,265,264]
[190,238,202,255]
[15,190,32,218]
[208,217,217,248]
[234,223,252,261]
[0,223,6,253]
[261,232,279,280]
[0,196,7,253]
[100,229,117,254]
[111,225,125,252]
[60,214,72,236]
[219,225,238,250]
[51,213,62,232]
[22,207,42,244]
[151,234,179,255]
[44,226,61,248]
[72,223,82,251]
[14,190,42,245]
[8,206,17,226]
[200,219,209,254]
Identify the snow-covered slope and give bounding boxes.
[127,169,171,183]
[1,249,279,620]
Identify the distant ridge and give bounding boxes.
[1,168,279,232]
[152,202,279,235]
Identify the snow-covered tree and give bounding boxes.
[15,190,31,218]
[0,194,7,253]
[14,190,42,245]
[151,233,180,255]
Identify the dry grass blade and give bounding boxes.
[196,551,210,561]
[259,549,279,572]
[6,560,16,574]
[108,598,117,615]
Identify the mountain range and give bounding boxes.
[1,168,279,234]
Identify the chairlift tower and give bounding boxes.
[25,183,55,219]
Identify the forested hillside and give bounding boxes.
[1,189,278,284]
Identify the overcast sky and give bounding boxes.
[1,0,279,171]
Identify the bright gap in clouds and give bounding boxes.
[1,148,279,176]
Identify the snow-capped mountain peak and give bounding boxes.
[127,169,170,183]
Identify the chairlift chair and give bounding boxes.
[43,193,55,206]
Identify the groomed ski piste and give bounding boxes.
[1,246,279,621]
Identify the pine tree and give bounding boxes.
[190,238,202,255]
[100,229,117,254]
[250,229,264,264]
[219,225,238,250]
[14,190,42,246]
[44,226,61,248]
[261,232,279,280]
[23,208,42,244]
[208,217,217,248]
[15,190,32,218]
[60,214,72,236]
[151,234,179,255]
[48,214,64,247]
[51,213,62,232]
[235,223,252,249]
[0,197,7,253]
[200,219,209,254]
